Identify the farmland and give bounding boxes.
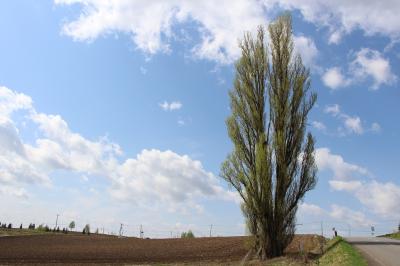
[0,233,322,265]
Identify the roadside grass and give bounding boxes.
[379,232,400,240]
[317,237,367,266]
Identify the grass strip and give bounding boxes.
[318,237,367,266]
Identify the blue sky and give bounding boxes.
[0,0,399,237]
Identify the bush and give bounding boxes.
[83,224,90,235]
[181,230,195,238]
[7,223,12,229]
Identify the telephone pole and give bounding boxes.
[209,224,213,237]
[55,214,60,229]
[321,221,324,237]
[140,224,144,239]
[119,223,124,237]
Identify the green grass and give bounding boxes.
[379,232,400,240]
[0,228,53,236]
[317,237,367,266]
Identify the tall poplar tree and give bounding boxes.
[221,14,317,259]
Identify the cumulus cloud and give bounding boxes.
[311,121,326,131]
[0,86,236,212]
[55,0,267,64]
[315,148,369,180]
[159,101,182,111]
[323,104,380,136]
[55,0,400,66]
[330,204,373,227]
[322,67,349,90]
[324,104,340,117]
[317,148,400,219]
[350,48,397,89]
[343,116,363,135]
[323,49,397,90]
[293,35,318,68]
[110,149,239,210]
[271,0,400,43]
[55,1,322,66]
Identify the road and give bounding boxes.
[345,237,400,266]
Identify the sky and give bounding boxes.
[0,0,399,238]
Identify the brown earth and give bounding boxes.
[0,234,322,265]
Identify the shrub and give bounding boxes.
[7,223,12,229]
[181,230,195,238]
[83,224,90,235]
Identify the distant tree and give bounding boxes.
[398,222,400,232]
[7,223,12,229]
[181,230,195,238]
[56,226,60,232]
[68,221,75,232]
[20,224,22,229]
[221,14,317,259]
[83,224,90,235]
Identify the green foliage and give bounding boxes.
[221,13,317,259]
[181,230,195,238]
[318,237,367,266]
[83,224,90,235]
[69,221,75,231]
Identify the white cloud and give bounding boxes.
[354,181,400,219]
[315,148,369,180]
[312,121,326,131]
[55,0,400,65]
[323,49,396,91]
[324,104,375,136]
[0,86,32,120]
[177,119,185,126]
[343,115,363,135]
[110,149,238,210]
[55,0,267,64]
[329,180,362,191]
[0,86,237,213]
[318,147,400,219]
[159,101,182,111]
[271,0,400,43]
[371,122,381,133]
[324,104,340,116]
[293,35,318,68]
[322,67,349,90]
[350,48,397,89]
[330,204,373,227]
[298,202,325,216]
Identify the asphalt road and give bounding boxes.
[345,237,400,266]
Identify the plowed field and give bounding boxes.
[0,234,321,265]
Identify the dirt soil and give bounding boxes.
[0,234,321,265]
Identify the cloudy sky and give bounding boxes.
[0,0,399,237]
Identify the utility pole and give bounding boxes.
[209,224,213,237]
[55,214,60,229]
[321,221,324,237]
[140,224,144,239]
[119,223,124,237]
